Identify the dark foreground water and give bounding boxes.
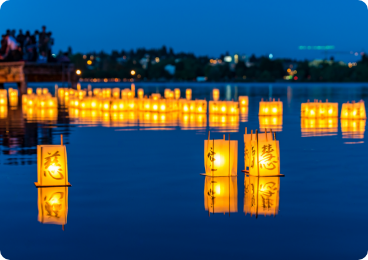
[0,83,367,260]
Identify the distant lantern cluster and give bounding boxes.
[22,87,58,121]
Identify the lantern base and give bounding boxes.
[34,182,72,188]
[245,174,285,177]
[199,173,237,177]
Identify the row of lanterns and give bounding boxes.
[203,129,282,217]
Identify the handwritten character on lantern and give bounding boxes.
[44,151,64,180]
[207,180,217,209]
[207,147,217,171]
[259,182,277,210]
[251,145,256,168]
[259,144,277,170]
[45,191,64,219]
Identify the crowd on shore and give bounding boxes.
[0,26,69,63]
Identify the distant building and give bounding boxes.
[196,76,207,82]
[164,64,176,75]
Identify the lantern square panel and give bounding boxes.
[38,186,68,225]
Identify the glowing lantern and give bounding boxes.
[212,89,220,101]
[151,93,161,100]
[259,116,283,132]
[137,89,144,99]
[238,96,249,107]
[259,99,283,116]
[0,95,8,106]
[301,100,338,118]
[121,88,133,99]
[42,88,49,95]
[101,99,111,111]
[27,88,33,95]
[102,88,112,98]
[195,100,207,114]
[204,176,237,214]
[36,88,43,95]
[38,186,68,227]
[35,135,71,187]
[0,105,7,118]
[112,88,120,99]
[244,128,282,177]
[186,89,192,100]
[244,176,280,217]
[93,88,101,97]
[203,132,238,177]
[131,84,135,98]
[301,118,338,137]
[174,88,181,100]
[341,119,366,139]
[340,100,366,119]
[164,89,173,99]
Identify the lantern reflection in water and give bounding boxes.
[238,96,249,107]
[240,106,248,122]
[209,114,239,132]
[179,113,206,130]
[204,133,237,177]
[244,129,282,177]
[204,176,237,215]
[259,116,283,132]
[341,119,366,139]
[340,100,366,119]
[186,89,192,100]
[38,186,68,228]
[0,105,7,119]
[259,99,283,116]
[301,118,338,137]
[212,89,220,101]
[35,135,70,187]
[301,100,338,118]
[244,176,280,218]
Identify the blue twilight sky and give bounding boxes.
[0,0,367,62]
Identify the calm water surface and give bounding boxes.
[0,83,367,260]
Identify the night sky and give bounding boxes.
[0,0,367,62]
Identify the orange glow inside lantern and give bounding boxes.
[212,89,220,101]
[137,89,144,99]
[301,118,338,137]
[186,89,192,100]
[240,106,248,122]
[35,137,70,187]
[259,116,283,132]
[244,176,280,217]
[27,88,33,95]
[151,93,161,100]
[42,88,49,95]
[340,100,366,119]
[341,119,366,139]
[204,176,237,214]
[93,88,101,97]
[38,186,68,226]
[112,88,120,99]
[238,96,249,107]
[204,135,238,177]
[259,100,283,116]
[36,88,43,95]
[0,105,7,118]
[174,88,181,100]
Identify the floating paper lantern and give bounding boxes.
[212,89,220,101]
[0,89,7,106]
[35,135,70,187]
[209,101,238,115]
[195,100,207,114]
[204,176,237,214]
[131,84,135,98]
[244,128,282,177]
[341,119,366,139]
[93,88,101,97]
[259,116,283,132]
[151,93,161,100]
[0,105,8,118]
[101,99,111,111]
[36,88,43,95]
[238,96,249,107]
[42,88,49,95]
[301,100,338,118]
[137,89,144,99]
[27,88,33,95]
[38,186,68,227]
[186,89,192,100]
[164,89,173,99]
[112,88,120,99]
[301,118,338,137]
[204,132,238,177]
[102,88,112,98]
[340,100,366,119]
[174,88,181,100]
[259,99,283,116]
[244,176,280,217]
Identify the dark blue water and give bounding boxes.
[0,83,367,260]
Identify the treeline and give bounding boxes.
[69,46,368,82]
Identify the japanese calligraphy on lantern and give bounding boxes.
[38,187,68,225]
[244,176,280,217]
[204,135,238,177]
[36,145,70,187]
[249,139,280,176]
[204,176,237,214]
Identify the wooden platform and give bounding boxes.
[0,61,79,93]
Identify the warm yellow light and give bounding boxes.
[272,108,277,113]
[87,60,92,65]
[76,70,81,75]
[131,70,136,76]
[153,105,158,110]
